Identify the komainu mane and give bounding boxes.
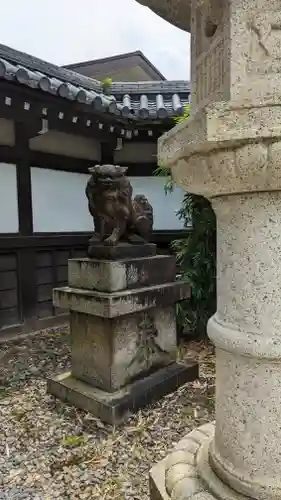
[85,164,153,246]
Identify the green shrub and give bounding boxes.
[102,78,113,95]
[61,435,85,447]
[155,105,216,338]
[172,193,216,338]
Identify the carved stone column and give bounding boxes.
[149,0,281,499]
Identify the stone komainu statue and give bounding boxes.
[85,164,153,246]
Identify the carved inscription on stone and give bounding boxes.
[248,12,281,73]
[127,312,169,372]
[193,0,226,108]
[196,7,203,57]
[196,36,226,105]
[195,0,223,57]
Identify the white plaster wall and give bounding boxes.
[114,142,157,164]
[31,169,186,233]
[31,167,93,232]
[0,119,15,146]
[30,131,101,161]
[0,163,18,233]
[129,176,186,230]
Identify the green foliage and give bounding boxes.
[154,103,216,338]
[11,408,26,421]
[0,388,8,400]
[153,164,174,194]
[102,77,113,95]
[174,103,190,124]
[172,194,216,337]
[61,435,85,448]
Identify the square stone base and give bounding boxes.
[88,242,157,260]
[68,254,176,293]
[47,361,198,425]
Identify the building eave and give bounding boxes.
[0,43,190,125]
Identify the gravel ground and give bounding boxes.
[0,327,215,500]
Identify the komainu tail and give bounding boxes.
[133,194,153,228]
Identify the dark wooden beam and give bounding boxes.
[124,163,158,176]
[0,234,91,249]
[132,127,170,141]
[0,145,159,176]
[0,82,170,142]
[0,230,190,250]
[0,315,68,341]
[30,151,96,173]
[0,102,118,144]
[0,82,120,142]
[15,122,33,235]
[0,146,97,173]
[47,114,117,146]
[0,145,20,164]
[14,123,38,322]
[101,142,114,164]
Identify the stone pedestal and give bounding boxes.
[47,253,198,425]
[150,192,281,500]
[147,0,281,499]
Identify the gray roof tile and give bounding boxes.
[0,43,190,123]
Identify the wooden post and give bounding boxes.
[15,122,37,324]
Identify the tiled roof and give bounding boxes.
[0,44,190,123]
[111,80,190,121]
[111,81,190,120]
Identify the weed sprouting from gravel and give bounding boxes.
[0,328,215,499]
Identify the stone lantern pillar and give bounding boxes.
[147,0,281,499]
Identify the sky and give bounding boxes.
[0,0,190,80]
